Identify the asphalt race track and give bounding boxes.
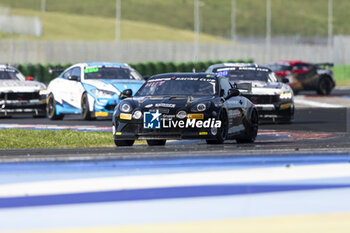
[1,88,350,233]
[0,88,349,161]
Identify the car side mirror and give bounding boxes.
[226,88,240,100]
[119,89,133,100]
[143,76,150,81]
[282,77,289,84]
[68,75,79,81]
[27,76,34,81]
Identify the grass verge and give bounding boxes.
[333,65,350,86]
[1,0,350,37]
[1,8,228,42]
[0,129,136,149]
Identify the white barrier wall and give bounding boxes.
[0,15,42,37]
[0,36,349,64]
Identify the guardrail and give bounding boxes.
[15,59,253,83]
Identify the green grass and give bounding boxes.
[0,8,228,42]
[1,0,350,37]
[0,129,117,149]
[333,65,350,86]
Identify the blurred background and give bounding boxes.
[0,0,349,80]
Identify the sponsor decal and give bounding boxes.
[143,111,221,129]
[84,67,99,73]
[280,103,291,110]
[95,111,108,117]
[155,103,176,108]
[144,110,162,129]
[120,113,132,120]
[187,113,204,119]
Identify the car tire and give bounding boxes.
[47,94,64,120]
[81,93,95,120]
[278,117,293,124]
[317,77,332,95]
[206,111,228,144]
[33,114,46,118]
[236,109,258,143]
[147,140,166,146]
[114,139,135,147]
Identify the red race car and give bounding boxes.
[268,60,335,95]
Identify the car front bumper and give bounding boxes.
[114,121,219,140]
[0,99,46,116]
[255,102,294,120]
[93,98,118,118]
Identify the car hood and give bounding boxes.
[129,96,215,113]
[83,79,144,95]
[0,80,46,93]
[235,80,292,95]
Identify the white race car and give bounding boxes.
[206,63,294,123]
[0,64,47,117]
[47,62,145,120]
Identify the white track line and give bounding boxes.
[1,163,350,198]
[294,97,343,108]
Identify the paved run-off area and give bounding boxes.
[1,88,350,232]
[1,154,350,233]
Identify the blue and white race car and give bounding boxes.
[47,62,145,120]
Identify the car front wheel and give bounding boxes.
[147,140,166,146]
[317,77,332,95]
[47,94,64,120]
[206,111,228,144]
[81,93,95,120]
[236,109,258,143]
[114,139,135,147]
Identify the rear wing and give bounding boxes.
[315,63,334,69]
[48,67,65,75]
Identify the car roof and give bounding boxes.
[0,64,15,69]
[150,72,217,80]
[274,60,309,66]
[207,63,258,70]
[80,62,129,68]
[211,63,272,72]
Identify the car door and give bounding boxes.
[55,67,84,111]
[219,77,244,134]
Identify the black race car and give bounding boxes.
[112,73,258,146]
[206,63,294,123]
[268,60,335,95]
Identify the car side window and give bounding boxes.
[62,69,72,79]
[219,78,231,97]
[293,64,309,71]
[71,67,81,80]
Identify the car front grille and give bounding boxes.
[105,104,116,111]
[0,92,40,101]
[243,94,279,104]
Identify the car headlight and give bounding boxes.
[133,110,142,119]
[191,102,210,112]
[92,89,115,98]
[280,92,292,99]
[39,89,49,95]
[176,110,187,119]
[120,103,132,112]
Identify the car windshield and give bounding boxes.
[267,63,291,72]
[136,76,217,97]
[84,67,143,80]
[213,67,277,83]
[0,68,24,80]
